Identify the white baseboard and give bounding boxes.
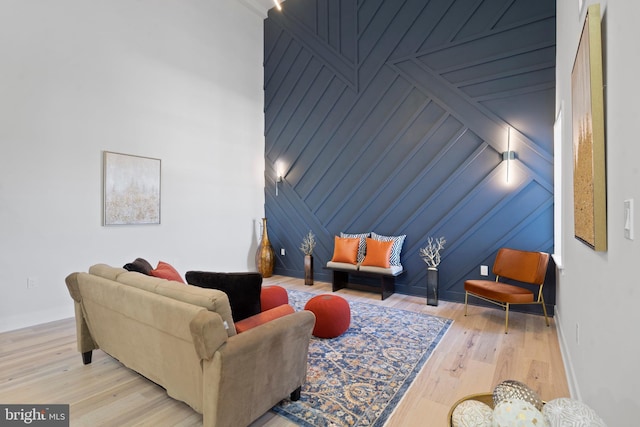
[554,307,581,400]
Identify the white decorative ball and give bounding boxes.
[493,399,548,427]
[493,380,544,411]
[542,398,607,427]
[452,400,493,427]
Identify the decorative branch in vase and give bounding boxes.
[300,230,316,286]
[419,236,446,269]
[300,230,316,256]
[419,236,445,306]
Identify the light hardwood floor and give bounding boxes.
[0,276,569,426]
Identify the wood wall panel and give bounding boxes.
[263,0,556,313]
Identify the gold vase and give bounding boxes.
[304,254,314,286]
[255,218,275,278]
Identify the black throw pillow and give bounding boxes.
[123,258,153,275]
[185,271,262,322]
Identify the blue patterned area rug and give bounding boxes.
[273,290,453,427]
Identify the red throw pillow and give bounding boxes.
[150,261,185,283]
[330,236,360,264]
[361,238,393,268]
[261,285,289,311]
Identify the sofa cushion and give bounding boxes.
[123,257,153,275]
[89,264,128,281]
[78,272,202,345]
[325,261,359,271]
[115,270,237,336]
[358,264,404,275]
[150,261,185,283]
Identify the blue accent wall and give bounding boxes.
[263,0,556,312]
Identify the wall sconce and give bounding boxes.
[275,173,283,196]
[275,161,283,196]
[273,0,282,11]
[502,127,516,184]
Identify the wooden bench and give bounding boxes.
[325,266,404,300]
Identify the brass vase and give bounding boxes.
[255,218,275,278]
[304,254,314,286]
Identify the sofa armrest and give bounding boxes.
[185,271,262,322]
[65,272,99,356]
[201,310,315,427]
[65,272,82,302]
[189,310,229,360]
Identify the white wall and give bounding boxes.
[556,0,640,424]
[0,0,266,332]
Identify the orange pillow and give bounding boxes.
[361,238,393,268]
[331,236,360,264]
[235,304,295,333]
[150,261,185,283]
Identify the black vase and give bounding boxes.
[427,268,438,306]
[304,255,314,286]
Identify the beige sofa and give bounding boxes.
[65,264,315,427]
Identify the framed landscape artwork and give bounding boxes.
[103,151,161,225]
[571,4,606,251]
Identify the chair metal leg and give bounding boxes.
[504,303,510,334]
[464,292,468,316]
[540,296,550,327]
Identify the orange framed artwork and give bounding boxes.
[571,4,606,251]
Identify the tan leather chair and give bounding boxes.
[464,248,550,333]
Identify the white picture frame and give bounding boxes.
[103,151,161,225]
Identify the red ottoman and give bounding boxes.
[304,294,350,338]
[261,285,289,311]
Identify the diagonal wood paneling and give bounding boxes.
[263,0,556,314]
